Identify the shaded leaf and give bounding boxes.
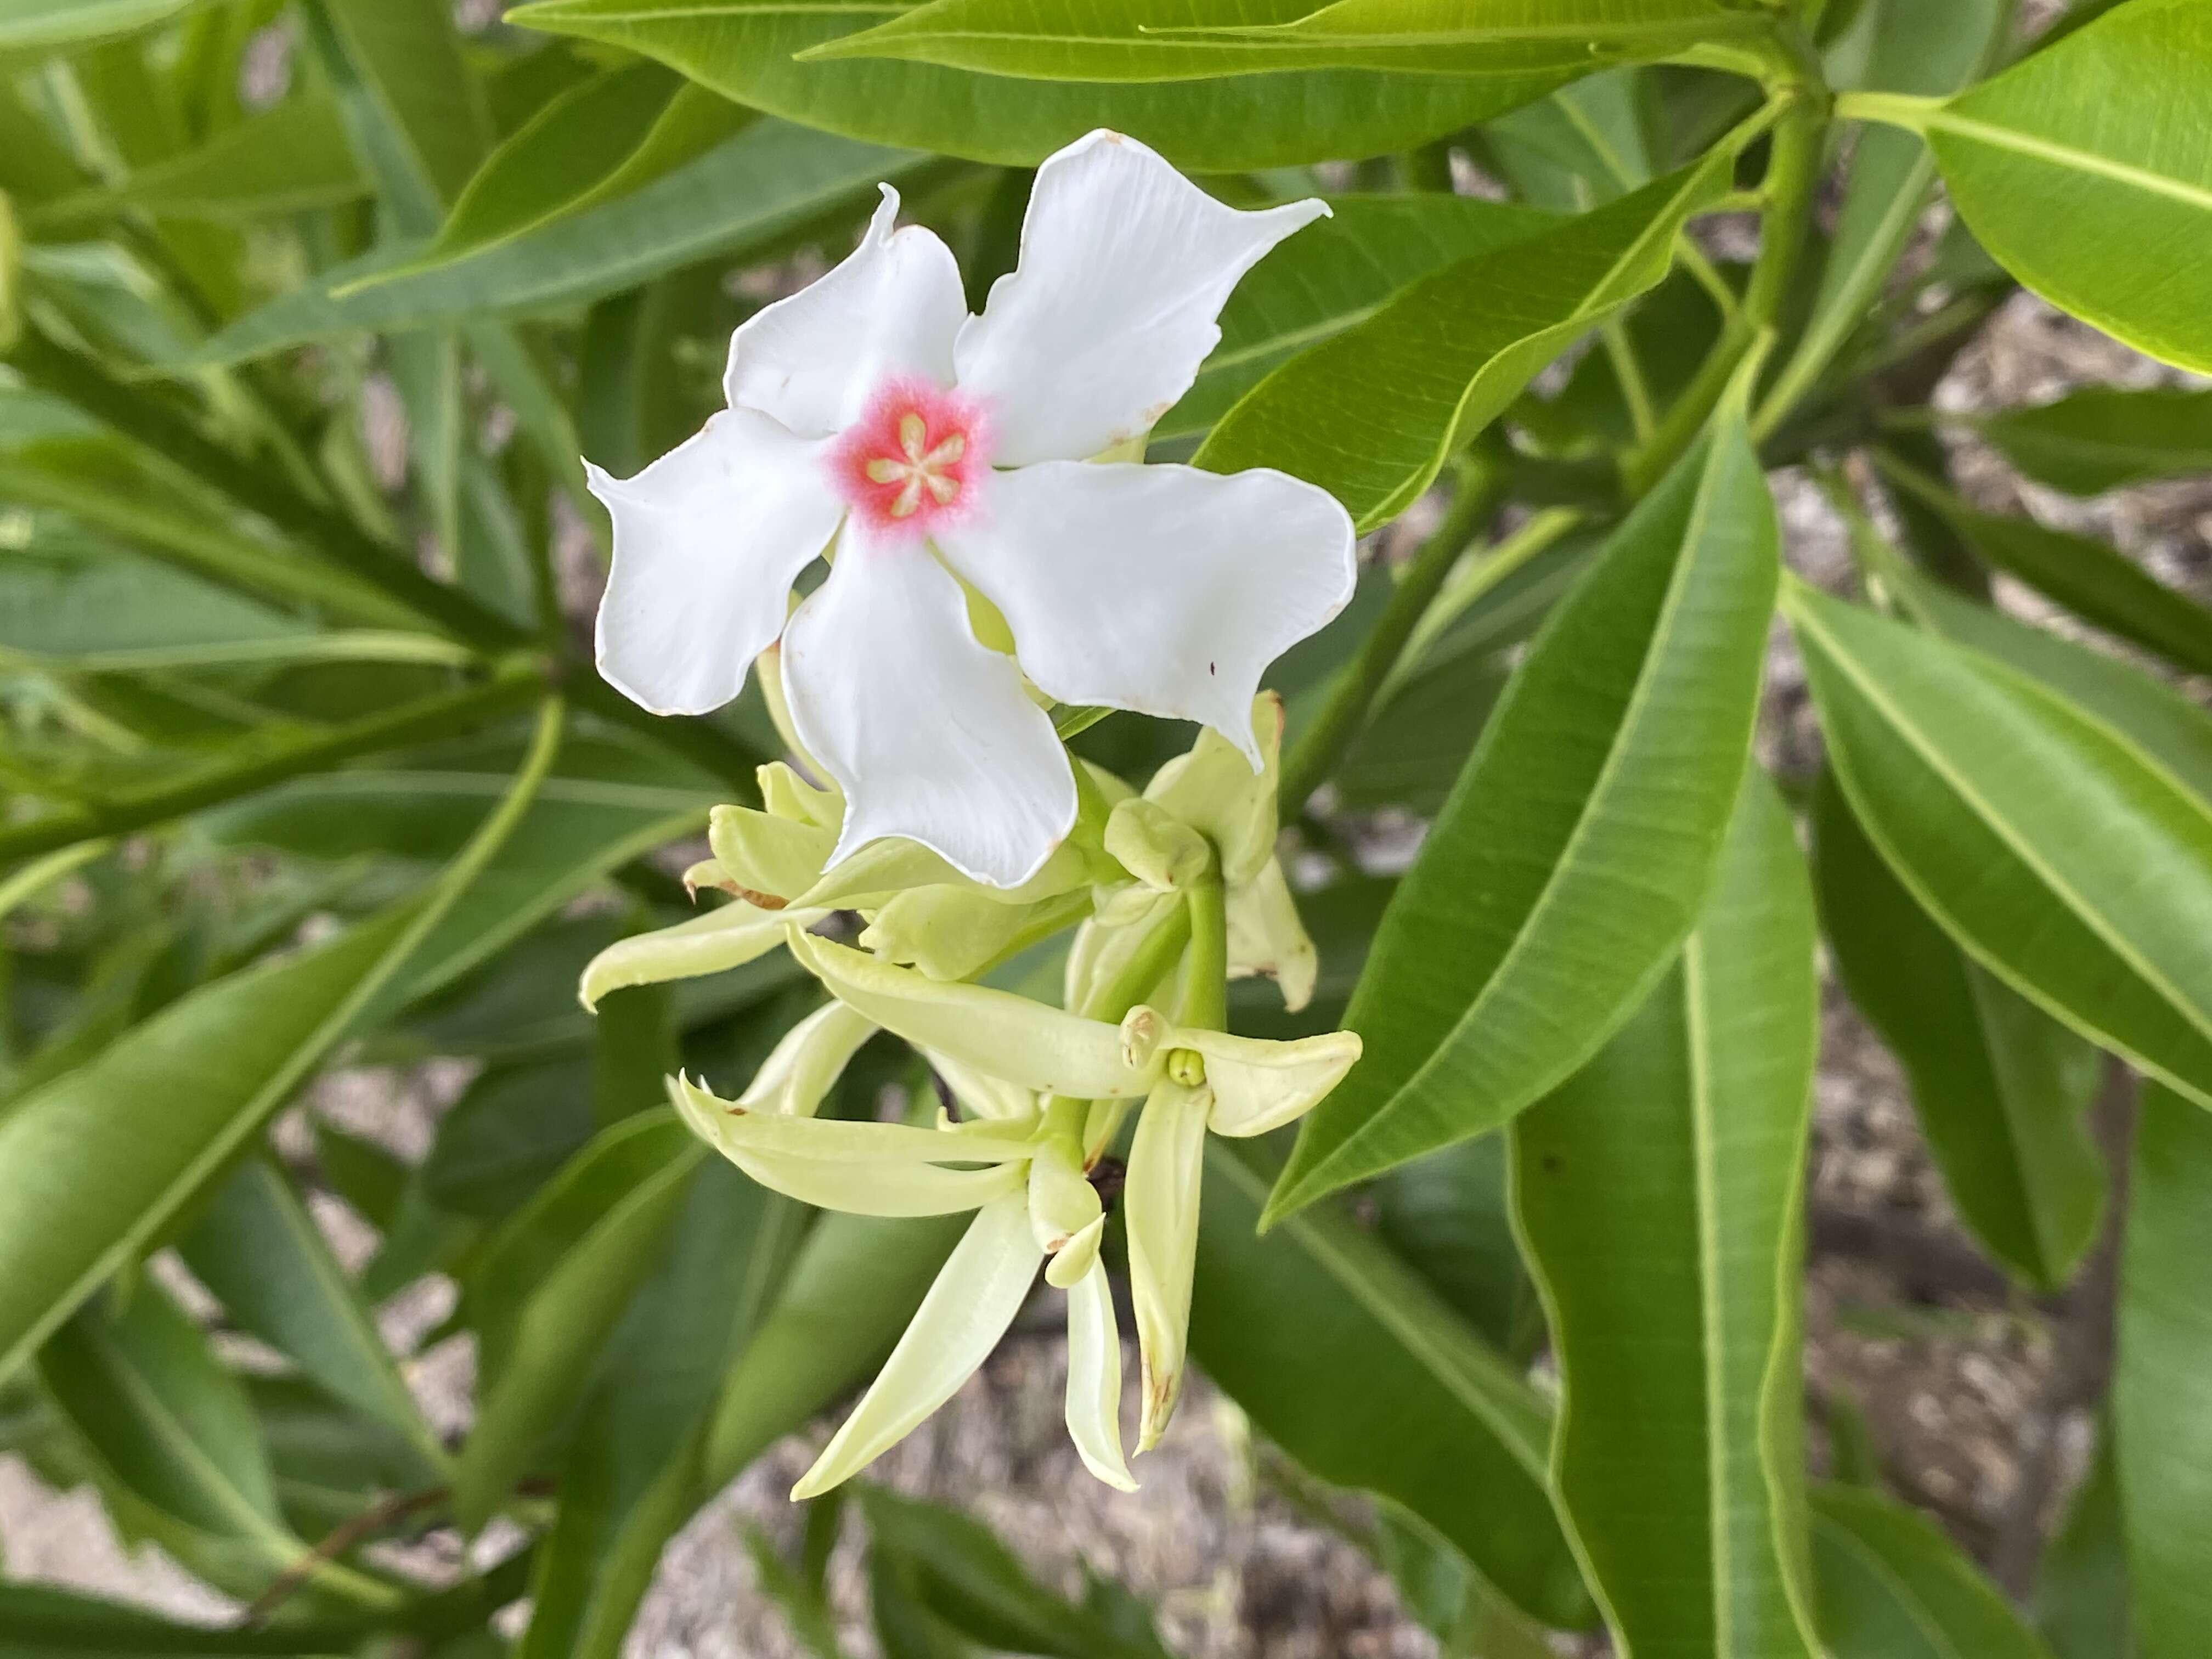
[1811,1485,2056,1659]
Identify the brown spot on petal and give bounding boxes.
[733,885,788,911]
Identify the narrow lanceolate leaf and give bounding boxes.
[1813,771,2104,1291]
[1195,1141,1594,1632]
[2115,1085,2212,1659]
[1880,463,2212,679]
[1758,0,2007,428]
[190,120,923,363]
[314,0,492,212]
[1980,386,2212,496]
[1157,195,1556,443]
[454,1112,704,1532]
[1270,416,1775,1222]
[1785,581,2212,1113]
[1510,772,1822,1659]
[1197,153,1733,530]
[179,1158,448,1475]
[0,0,202,51]
[360,67,751,291]
[0,700,561,1379]
[30,95,365,228]
[507,0,1577,171]
[1871,0,2212,373]
[803,0,1758,81]
[1809,1486,2057,1659]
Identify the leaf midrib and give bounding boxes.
[1931,108,2212,215]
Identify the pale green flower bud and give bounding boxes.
[578,901,823,1011]
[1063,1255,1135,1489]
[1225,855,1319,1014]
[1176,1027,1362,1138]
[735,1001,878,1118]
[1027,1131,1102,1260]
[1144,692,1283,887]
[861,884,1091,983]
[789,929,1160,1099]
[754,641,831,783]
[1103,797,1212,892]
[1125,1078,1209,1450]
[707,803,834,906]
[759,760,842,828]
[681,857,743,899]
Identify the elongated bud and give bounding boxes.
[1028,1132,1102,1262]
[862,884,1091,983]
[789,929,1158,1100]
[755,641,832,783]
[759,760,842,829]
[1124,1080,1209,1451]
[578,902,822,1011]
[1063,1258,1136,1489]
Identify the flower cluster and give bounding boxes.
[580,131,1362,1493]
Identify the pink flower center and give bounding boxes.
[827,378,992,538]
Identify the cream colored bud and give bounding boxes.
[1104,797,1212,891]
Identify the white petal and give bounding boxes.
[1124,1079,1209,1452]
[1064,1260,1137,1491]
[738,1001,880,1118]
[939,462,1354,764]
[723,187,968,438]
[789,932,1154,1100]
[590,410,842,717]
[792,1191,1041,1497]
[577,901,825,1012]
[954,131,1327,466]
[782,527,1078,889]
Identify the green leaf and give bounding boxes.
[178,1156,447,1474]
[1879,464,2212,679]
[1155,194,1556,445]
[422,1056,603,1221]
[809,0,1765,81]
[1862,534,2212,810]
[1193,1139,1594,1631]
[189,119,927,363]
[1272,415,1775,1220]
[507,0,1584,170]
[1783,580,2212,1113]
[312,0,491,215]
[0,1579,368,1655]
[453,1110,704,1531]
[37,1279,391,1607]
[1812,770,2105,1290]
[1510,770,1822,1658]
[1810,1485,2057,1658]
[365,67,754,291]
[2035,1425,2131,1659]
[1980,386,2212,496]
[1372,1135,1530,1353]
[704,1210,969,1488]
[30,94,365,228]
[1878,0,2212,373]
[517,1162,803,1659]
[2116,1084,2212,1659]
[0,0,202,52]
[856,1487,1172,1659]
[1758,0,2006,428]
[1195,153,1733,531]
[0,702,562,1380]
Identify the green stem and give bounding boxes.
[0,658,547,864]
[1278,458,1504,810]
[1832,90,1942,132]
[1180,872,1228,1033]
[1381,506,1584,707]
[1623,47,1829,494]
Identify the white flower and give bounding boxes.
[588,129,1357,889]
